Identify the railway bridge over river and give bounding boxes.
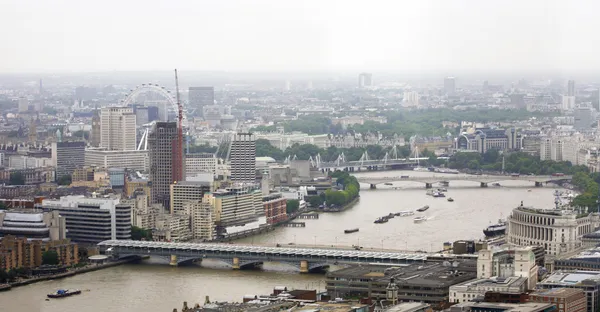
[356,174,572,189]
[98,240,430,273]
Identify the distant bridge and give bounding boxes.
[357,174,572,189]
[98,240,427,273]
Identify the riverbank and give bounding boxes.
[322,196,360,212]
[6,257,139,291]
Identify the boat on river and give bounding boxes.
[47,289,81,299]
[433,192,446,198]
[396,211,414,217]
[447,197,454,202]
[374,217,389,224]
[417,205,429,212]
[344,228,359,234]
[414,216,427,223]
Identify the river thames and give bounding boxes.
[1,170,564,312]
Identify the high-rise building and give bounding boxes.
[229,133,256,183]
[51,141,85,180]
[204,186,261,227]
[18,97,29,112]
[90,106,101,147]
[189,87,214,117]
[444,77,456,96]
[169,181,212,214]
[358,73,373,88]
[574,107,594,130]
[568,80,576,96]
[149,122,182,206]
[186,153,218,176]
[184,199,215,241]
[100,107,136,151]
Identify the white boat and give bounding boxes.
[414,216,427,223]
[396,211,415,217]
[413,166,429,172]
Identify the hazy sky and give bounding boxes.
[0,0,597,73]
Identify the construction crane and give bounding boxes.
[173,69,184,182]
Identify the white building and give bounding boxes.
[85,148,149,172]
[403,91,420,107]
[477,246,539,290]
[449,276,528,303]
[562,95,576,111]
[154,213,191,242]
[169,181,212,215]
[185,153,217,175]
[100,107,137,151]
[8,155,52,169]
[18,97,28,112]
[507,204,600,256]
[183,199,216,241]
[205,186,262,227]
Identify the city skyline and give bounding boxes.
[1,0,599,73]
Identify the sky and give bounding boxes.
[0,0,597,73]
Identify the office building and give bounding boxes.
[568,80,576,96]
[108,168,126,188]
[90,107,101,147]
[169,181,212,215]
[205,186,261,227]
[477,246,539,290]
[154,213,191,242]
[186,153,217,175]
[358,73,373,88]
[189,87,214,116]
[0,235,79,271]
[538,270,600,312]
[51,141,86,179]
[41,195,131,245]
[530,288,587,312]
[445,77,456,95]
[0,210,66,241]
[446,302,556,312]
[507,204,599,256]
[100,107,137,151]
[229,133,256,183]
[456,128,521,153]
[85,148,149,172]
[148,122,180,206]
[8,155,52,169]
[262,193,287,225]
[183,199,216,241]
[326,262,477,304]
[449,277,528,303]
[574,107,594,130]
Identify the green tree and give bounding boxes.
[42,250,59,265]
[131,226,152,241]
[255,139,284,160]
[9,172,25,185]
[57,175,72,185]
[0,269,8,283]
[0,202,6,210]
[286,199,300,214]
[306,196,324,208]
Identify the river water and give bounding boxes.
[1,170,562,312]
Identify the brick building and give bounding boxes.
[529,288,587,312]
[0,235,79,271]
[262,193,287,225]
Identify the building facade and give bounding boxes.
[262,193,287,225]
[229,133,256,183]
[169,181,212,214]
[100,107,137,151]
[85,149,149,172]
[206,187,260,227]
[186,153,217,175]
[149,122,179,206]
[0,210,66,241]
[456,128,521,154]
[529,288,587,312]
[52,141,86,179]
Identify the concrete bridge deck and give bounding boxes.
[357,174,571,188]
[98,240,427,273]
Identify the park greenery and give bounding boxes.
[57,175,72,186]
[304,171,361,208]
[42,250,59,266]
[286,199,300,214]
[131,226,153,241]
[0,267,29,283]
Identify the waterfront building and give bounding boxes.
[185,153,217,175]
[0,210,66,241]
[449,277,528,304]
[41,195,131,245]
[538,270,600,312]
[456,128,521,153]
[183,199,215,241]
[529,288,587,312]
[446,302,556,312]
[153,213,191,242]
[0,235,79,271]
[326,262,476,305]
[85,148,149,172]
[262,193,287,225]
[169,181,212,214]
[507,204,599,256]
[148,122,182,206]
[205,186,261,227]
[127,193,161,230]
[51,141,86,179]
[188,87,214,117]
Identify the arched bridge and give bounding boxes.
[98,240,427,273]
[357,174,572,189]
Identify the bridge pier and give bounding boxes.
[300,260,309,273]
[169,255,178,266]
[480,182,488,188]
[370,184,377,189]
[232,257,240,270]
[535,182,543,187]
[425,183,433,189]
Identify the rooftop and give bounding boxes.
[446,302,556,312]
[530,288,584,298]
[539,270,600,286]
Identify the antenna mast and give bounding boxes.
[173,69,184,182]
